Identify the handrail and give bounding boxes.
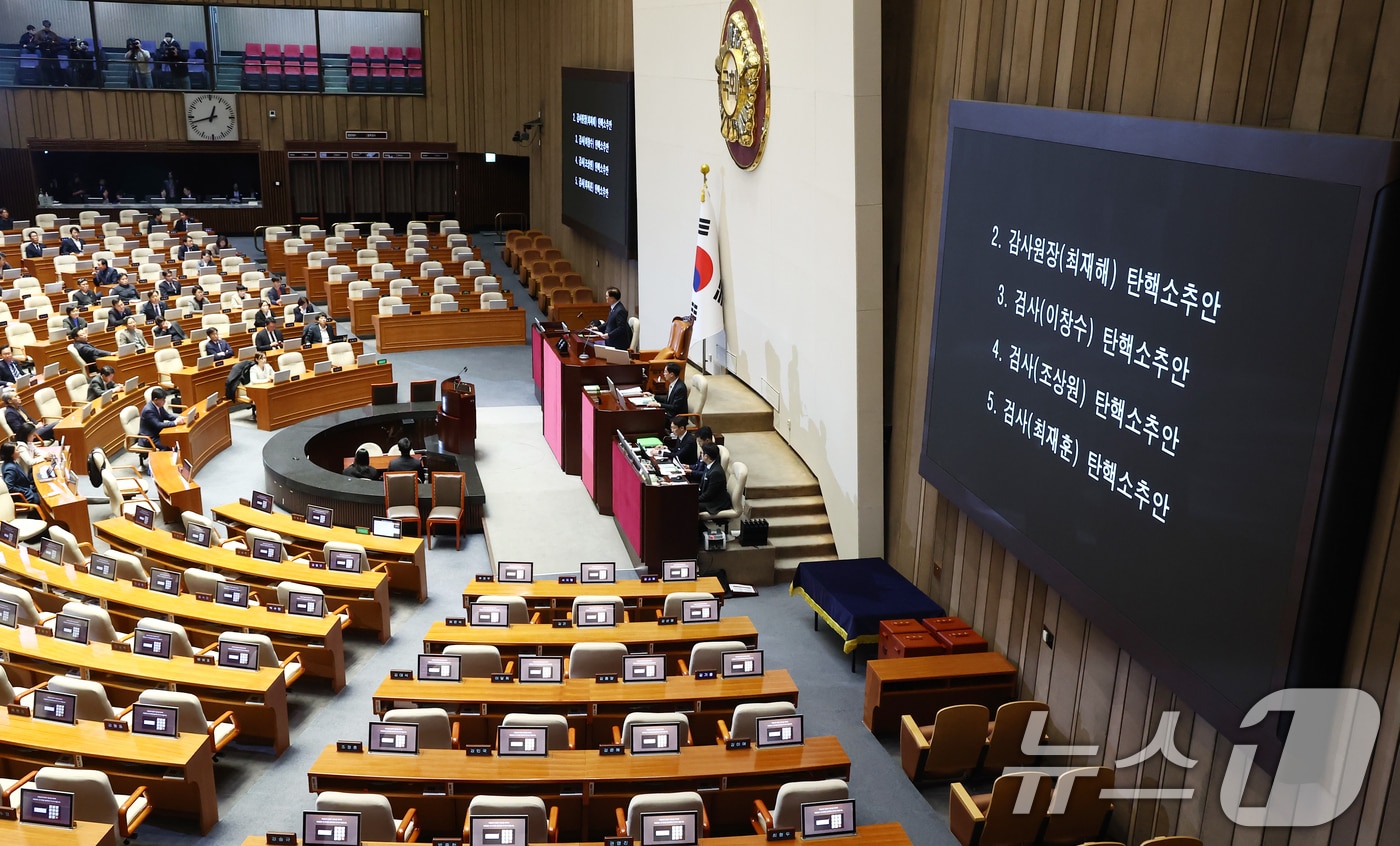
[492,212,528,245]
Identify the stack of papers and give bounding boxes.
[618,386,644,397]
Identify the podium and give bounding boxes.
[439,377,476,454]
[612,434,698,570]
[542,333,646,475]
[581,386,666,515]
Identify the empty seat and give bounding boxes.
[752,779,848,833]
[717,702,796,742]
[619,792,706,839]
[316,792,418,842]
[567,642,628,678]
[383,707,458,749]
[466,796,555,845]
[27,768,151,840]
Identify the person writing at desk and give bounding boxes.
[116,316,148,352]
[696,443,732,517]
[153,317,185,343]
[72,328,113,370]
[59,226,85,256]
[1,442,38,504]
[343,447,382,481]
[301,313,338,347]
[201,326,234,361]
[653,362,689,422]
[3,390,55,442]
[387,438,423,474]
[106,298,134,330]
[254,317,284,352]
[87,365,116,400]
[142,289,167,323]
[0,346,33,386]
[109,272,140,304]
[63,305,88,336]
[23,230,43,258]
[649,418,697,466]
[92,260,118,290]
[136,387,186,472]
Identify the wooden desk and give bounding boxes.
[549,300,611,326]
[238,824,911,846]
[163,398,233,472]
[351,290,515,336]
[370,668,799,747]
[0,622,291,754]
[306,735,850,839]
[93,517,392,642]
[613,437,699,571]
[582,389,666,516]
[150,446,203,522]
[370,308,527,352]
[862,652,1019,734]
[0,711,218,833]
[51,385,146,463]
[243,361,392,431]
[542,334,646,475]
[462,577,725,619]
[0,818,115,846]
[423,618,758,667]
[145,398,233,521]
[32,451,92,547]
[166,340,366,410]
[93,328,257,385]
[0,549,347,690]
[213,503,428,602]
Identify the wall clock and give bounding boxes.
[184,92,239,142]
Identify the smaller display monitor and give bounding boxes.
[37,538,64,565]
[623,654,666,683]
[497,725,548,757]
[0,597,17,628]
[754,714,804,748]
[33,689,78,724]
[574,602,617,628]
[86,553,118,581]
[132,628,173,659]
[469,602,510,627]
[53,613,90,645]
[469,815,529,846]
[640,810,700,846]
[0,522,18,546]
[661,559,697,581]
[580,561,616,583]
[497,561,533,583]
[303,811,361,846]
[801,800,857,839]
[720,649,764,678]
[371,517,402,539]
[185,522,212,548]
[368,721,419,754]
[307,504,333,527]
[250,538,284,563]
[149,567,181,596]
[130,703,179,738]
[214,581,250,608]
[287,591,325,617]
[630,722,682,755]
[518,655,563,683]
[18,789,75,828]
[251,490,274,513]
[327,549,364,573]
[680,598,719,623]
[132,505,155,529]
[217,640,260,670]
[417,653,462,681]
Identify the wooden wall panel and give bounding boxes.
[883,2,1400,844]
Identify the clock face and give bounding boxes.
[184,93,239,142]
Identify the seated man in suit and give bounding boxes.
[141,289,168,323]
[654,361,689,421]
[72,327,114,370]
[301,313,338,347]
[177,235,197,261]
[71,278,102,308]
[22,230,44,258]
[650,418,697,466]
[696,443,732,517]
[387,438,424,474]
[603,286,632,351]
[157,269,182,299]
[685,426,716,481]
[87,364,117,400]
[106,298,135,330]
[153,317,186,342]
[3,390,55,442]
[109,272,141,303]
[92,259,119,290]
[254,317,285,352]
[0,346,33,386]
[202,326,234,360]
[59,225,85,255]
[136,387,187,467]
[171,211,190,233]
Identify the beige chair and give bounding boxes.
[64,372,90,406]
[480,291,504,306]
[0,583,50,627]
[217,632,304,686]
[1040,766,1115,846]
[377,295,404,316]
[384,707,459,749]
[0,491,47,542]
[6,322,38,355]
[434,276,460,293]
[501,712,574,751]
[983,701,1050,771]
[681,640,748,675]
[357,442,383,457]
[389,279,412,298]
[325,342,356,368]
[59,601,124,644]
[466,795,556,844]
[316,792,418,842]
[137,689,239,754]
[275,581,350,629]
[429,293,456,312]
[154,348,184,389]
[617,711,692,747]
[570,594,625,624]
[900,704,992,781]
[133,618,195,657]
[662,591,716,619]
[567,642,628,678]
[752,778,848,834]
[626,316,641,353]
[371,262,396,282]
[677,373,708,429]
[473,595,530,624]
[716,701,795,743]
[46,525,92,566]
[201,312,230,333]
[278,352,306,378]
[21,767,151,840]
[322,540,367,571]
[347,280,372,300]
[442,644,506,678]
[617,792,707,839]
[950,772,1054,846]
[46,676,118,721]
[182,568,227,596]
[355,249,379,266]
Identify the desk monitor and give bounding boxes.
[640,810,700,846]
[287,590,325,618]
[469,602,510,628]
[13,374,29,391]
[469,815,528,846]
[202,303,219,314]
[497,561,533,583]
[217,640,259,670]
[580,561,615,584]
[328,549,364,573]
[0,522,18,547]
[680,598,719,623]
[101,388,117,404]
[0,597,17,628]
[37,537,64,565]
[133,505,155,529]
[313,360,333,375]
[153,333,172,349]
[661,559,697,581]
[486,299,509,311]
[185,522,212,548]
[250,490,274,513]
[417,653,462,682]
[87,553,118,580]
[368,721,419,754]
[371,516,402,539]
[117,376,138,394]
[205,392,219,411]
[18,789,75,828]
[272,369,291,384]
[623,654,666,683]
[80,402,96,422]
[518,655,563,684]
[179,458,194,481]
[721,649,764,678]
[307,504,333,527]
[303,811,362,846]
[131,703,180,738]
[191,329,207,343]
[42,362,60,379]
[250,537,283,563]
[360,353,382,368]
[574,602,616,628]
[33,689,78,725]
[283,338,302,351]
[630,722,682,755]
[214,581,250,608]
[116,343,136,358]
[497,725,548,757]
[755,714,804,748]
[149,567,180,596]
[238,346,256,360]
[53,613,90,645]
[801,800,857,839]
[133,628,173,659]
[436,300,460,312]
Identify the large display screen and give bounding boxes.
[561,66,635,255]
[920,101,1399,765]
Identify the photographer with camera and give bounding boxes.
[35,20,62,86]
[153,32,181,88]
[68,37,96,87]
[125,38,152,89]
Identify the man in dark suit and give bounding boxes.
[171,211,190,233]
[254,317,284,352]
[157,269,182,299]
[387,438,424,474]
[4,390,54,441]
[106,299,134,331]
[655,361,689,421]
[136,388,186,471]
[153,317,186,343]
[141,289,167,324]
[92,259,118,290]
[23,230,44,258]
[301,313,338,347]
[662,418,697,466]
[202,326,234,360]
[696,443,732,516]
[685,426,716,481]
[72,328,113,369]
[0,346,32,386]
[87,365,117,400]
[603,286,632,350]
[59,226,85,255]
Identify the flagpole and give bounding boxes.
[699,164,709,373]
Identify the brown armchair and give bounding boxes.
[983,700,1050,771]
[949,772,1053,846]
[639,317,694,391]
[1040,766,1115,846]
[900,704,990,781]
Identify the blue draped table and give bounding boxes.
[790,557,944,654]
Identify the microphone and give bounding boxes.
[576,312,585,320]
[454,365,468,384]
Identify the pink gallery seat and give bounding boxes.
[368,46,386,63]
[264,43,282,60]
[303,45,319,60]
[244,42,262,57]
[386,46,404,63]
[284,44,302,60]
[348,45,366,62]
[405,46,422,64]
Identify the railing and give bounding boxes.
[492,212,528,245]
